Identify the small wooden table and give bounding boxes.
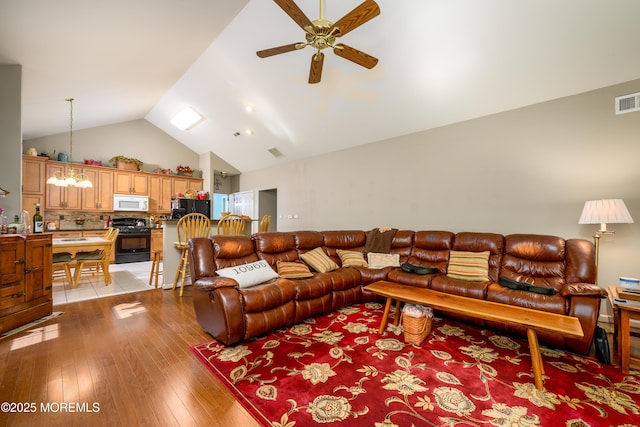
[608,286,640,373]
[52,237,111,287]
[365,281,584,390]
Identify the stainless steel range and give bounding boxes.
[112,217,151,264]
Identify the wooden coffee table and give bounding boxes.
[365,280,584,390]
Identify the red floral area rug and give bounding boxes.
[191,303,640,427]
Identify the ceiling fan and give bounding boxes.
[257,0,380,84]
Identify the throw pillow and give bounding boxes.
[367,252,400,269]
[277,261,314,279]
[446,250,490,282]
[216,260,279,288]
[336,249,368,267]
[300,247,339,273]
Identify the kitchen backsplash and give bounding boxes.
[45,211,169,230]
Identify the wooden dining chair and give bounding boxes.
[216,214,246,235]
[72,228,119,286]
[173,213,211,297]
[258,215,271,232]
[52,252,74,286]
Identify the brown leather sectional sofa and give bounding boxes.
[188,230,608,354]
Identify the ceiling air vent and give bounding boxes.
[267,147,284,158]
[615,92,640,115]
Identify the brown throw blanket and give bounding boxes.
[363,227,398,254]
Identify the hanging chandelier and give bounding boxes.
[46,98,93,188]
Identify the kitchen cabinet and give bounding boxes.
[114,170,148,195]
[22,156,47,221]
[45,163,82,210]
[148,175,172,213]
[22,156,47,194]
[0,234,53,334]
[50,231,83,238]
[172,176,203,198]
[82,167,114,211]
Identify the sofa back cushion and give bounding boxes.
[565,239,596,284]
[211,235,259,269]
[452,232,503,282]
[323,230,366,264]
[501,234,568,291]
[408,231,454,272]
[293,231,325,253]
[253,232,299,269]
[390,230,414,264]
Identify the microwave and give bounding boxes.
[113,194,149,212]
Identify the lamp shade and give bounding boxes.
[578,199,634,225]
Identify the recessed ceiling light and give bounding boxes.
[171,107,205,130]
[245,129,253,135]
[245,105,254,113]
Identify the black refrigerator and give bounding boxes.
[171,198,211,219]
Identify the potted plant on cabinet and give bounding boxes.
[109,156,143,171]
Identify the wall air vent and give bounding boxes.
[615,92,640,115]
[267,147,284,158]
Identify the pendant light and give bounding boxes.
[46,98,93,188]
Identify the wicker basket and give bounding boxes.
[402,312,432,345]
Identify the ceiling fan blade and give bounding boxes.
[257,43,303,58]
[274,0,313,31]
[308,52,324,84]
[330,0,380,37]
[334,43,378,69]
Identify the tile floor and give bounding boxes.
[52,260,163,305]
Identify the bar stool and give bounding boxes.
[173,213,211,297]
[149,250,163,288]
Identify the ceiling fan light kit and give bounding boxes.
[257,0,380,84]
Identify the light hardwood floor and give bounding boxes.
[0,287,260,427]
[1,285,637,427]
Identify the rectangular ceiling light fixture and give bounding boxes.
[171,106,205,130]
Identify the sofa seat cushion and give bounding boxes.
[291,276,333,301]
[485,283,567,314]
[328,268,362,291]
[387,269,432,288]
[357,267,395,285]
[430,275,490,299]
[240,278,296,313]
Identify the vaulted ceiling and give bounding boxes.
[2,0,639,173]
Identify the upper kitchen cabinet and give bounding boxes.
[172,176,203,198]
[114,170,148,195]
[45,162,82,210]
[22,156,47,194]
[22,156,47,220]
[148,175,172,213]
[82,167,114,211]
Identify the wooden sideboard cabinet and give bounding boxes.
[0,234,53,334]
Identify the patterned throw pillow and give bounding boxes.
[300,247,339,273]
[216,260,279,288]
[277,261,314,279]
[367,252,400,269]
[336,249,368,267]
[446,250,490,282]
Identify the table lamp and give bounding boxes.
[578,199,634,282]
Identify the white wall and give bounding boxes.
[0,65,22,219]
[239,79,640,289]
[26,119,200,175]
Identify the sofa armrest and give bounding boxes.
[559,283,608,298]
[193,276,239,293]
